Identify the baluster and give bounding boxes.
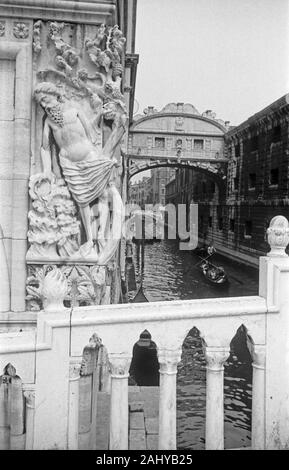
[251,345,265,449]
[205,346,230,450]
[108,354,131,450]
[23,387,35,450]
[157,348,182,450]
[68,359,81,450]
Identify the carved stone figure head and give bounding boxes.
[34,82,65,126]
[34,82,63,110]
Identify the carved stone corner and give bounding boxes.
[157,348,182,375]
[267,215,289,257]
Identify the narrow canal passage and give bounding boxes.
[129,240,259,449]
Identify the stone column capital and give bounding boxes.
[205,347,230,372]
[157,348,182,375]
[108,353,132,378]
[23,389,35,409]
[69,359,82,381]
[252,344,266,370]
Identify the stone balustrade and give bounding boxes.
[1,215,289,450]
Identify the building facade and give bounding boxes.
[129,167,175,207]
[166,95,289,267]
[0,0,138,317]
[128,102,229,162]
[127,102,229,210]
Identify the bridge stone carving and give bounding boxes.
[125,102,229,181]
[126,154,228,181]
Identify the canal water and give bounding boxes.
[129,240,259,450]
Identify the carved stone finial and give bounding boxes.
[267,215,289,257]
[157,348,182,375]
[41,267,68,312]
[205,347,230,371]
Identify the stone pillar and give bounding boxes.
[251,345,265,450]
[68,360,81,450]
[261,216,289,448]
[204,346,230,450]
[0,22,33,312]
[108,354,131,450]
[157,348,182,450]
[23,387,35,450]
[0,224,10,312]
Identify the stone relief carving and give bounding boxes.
[175,116,184,131]
[26,263,112,310]
[27,173,80,260]
[0,22,5,37]
[13,22,29,39]
[28,22,127,266]
[33,20,42,55]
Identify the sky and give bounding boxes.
[134,0,289,126]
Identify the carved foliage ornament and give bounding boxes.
[204,348,230,371]
[27,173,80,261]
[33,20,42,55]
[109,354,132,377]
[157,349,182,375]
[13,22,29,39]
[26,264,109,310]
[0,22,5,37]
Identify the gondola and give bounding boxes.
[199,260,229,286]
[132,284,149,302]
[131,239,149,303]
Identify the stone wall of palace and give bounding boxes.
[0,0,138,320]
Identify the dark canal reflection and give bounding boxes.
[129,239,259,449]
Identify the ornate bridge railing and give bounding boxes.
[1,216,289,450]
[126,147,227,161]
